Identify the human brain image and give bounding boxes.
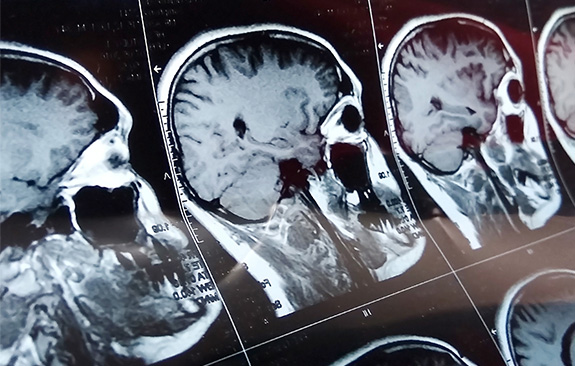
[392,22,509,173]
[498,270,575,366]
[172,36,340,220]
[385,16,562,249]
[544,15,575,138]
[0,44,220,366]
[162,26,426,313]
[0,58,111,221]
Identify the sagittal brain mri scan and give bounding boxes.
[157,25,425,315]
[381,15,562,249]
[331,336,477,366]
[0,43,220,366]
[496,269,575,366]
[538,7,575,163]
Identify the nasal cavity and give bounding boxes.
[341,105,362,132]
[330,143,368,191]
[506,115,524,143]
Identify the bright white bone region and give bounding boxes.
[0,74,97,220]
[545,17,575,137]
[173,41,339,220]
[393,29,507,173]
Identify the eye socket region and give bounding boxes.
[507,79,524,104]
[341,105,362,132]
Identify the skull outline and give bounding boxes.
[331,335,478,366]
[157,24,426,316]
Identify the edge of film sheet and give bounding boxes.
[1,0,573,365]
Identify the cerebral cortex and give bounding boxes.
[392,22,508,173]
[0,65,98,220]
[172,37,340,220]
[545,16,575,137]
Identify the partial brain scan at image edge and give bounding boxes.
[0,42,221,366]
[538,7,575,165]
[381,14,562,250]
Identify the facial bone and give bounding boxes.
[0,43,220,365]
[383,15,561,249]
[158,25,425,315]
[538,7,575,162]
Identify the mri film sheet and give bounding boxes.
[144,0,454,347]
[1,0,574,365]
[373,0,575,269]
[0,0,244,365]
